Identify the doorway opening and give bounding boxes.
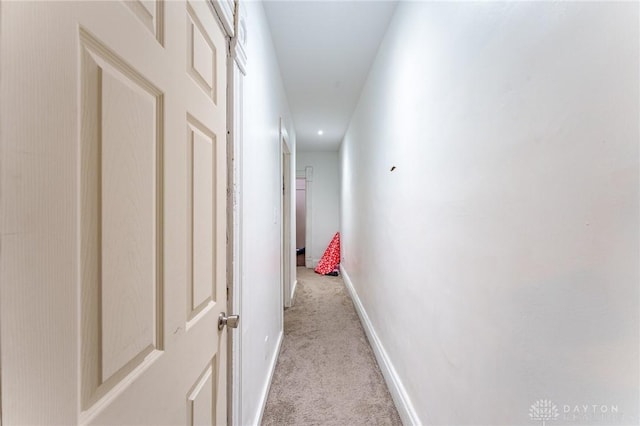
[280,120,293,309]
[295,178,306,267]
[296,166,313,268]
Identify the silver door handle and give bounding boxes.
[218,312,240,330]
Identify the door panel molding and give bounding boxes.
[79,27,165,411]
[186,114,218,326]
[0,1,230,424]
[123,0,164,45]
[186,358,216,426]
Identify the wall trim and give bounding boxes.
[208,0,234,37]
[280,119,293,309]
[232,2,247,75]
[253,330,284,426]
[340,266,422,426]
[303,166,313,268]
[226,4,245,420]
[291,279,298,305]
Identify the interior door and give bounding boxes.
[0,1,228,424]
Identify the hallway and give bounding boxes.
[1,1,638,424]
[262,268,401,426]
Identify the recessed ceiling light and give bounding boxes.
[317,130,324,136]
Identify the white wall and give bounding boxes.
[295,178,306,249]
[241,2,296,424]
[296,151,340,266]
[340,2,639,425]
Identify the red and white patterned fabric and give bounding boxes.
[314,232,340,275]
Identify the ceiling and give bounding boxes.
[263,1,398,152]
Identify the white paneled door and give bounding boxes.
[0,1,229,424]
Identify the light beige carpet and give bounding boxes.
[262,267,402,426]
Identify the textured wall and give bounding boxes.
[340,2,639,424]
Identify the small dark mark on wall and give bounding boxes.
[390,166,396,172]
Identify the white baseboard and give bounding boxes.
[340,266,422,426]
[253,330,284,426]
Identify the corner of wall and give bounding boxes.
[290,279,298,304]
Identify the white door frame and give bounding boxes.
[296,166,313,268]
[226,1,247,425]
[280,121,293,308]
